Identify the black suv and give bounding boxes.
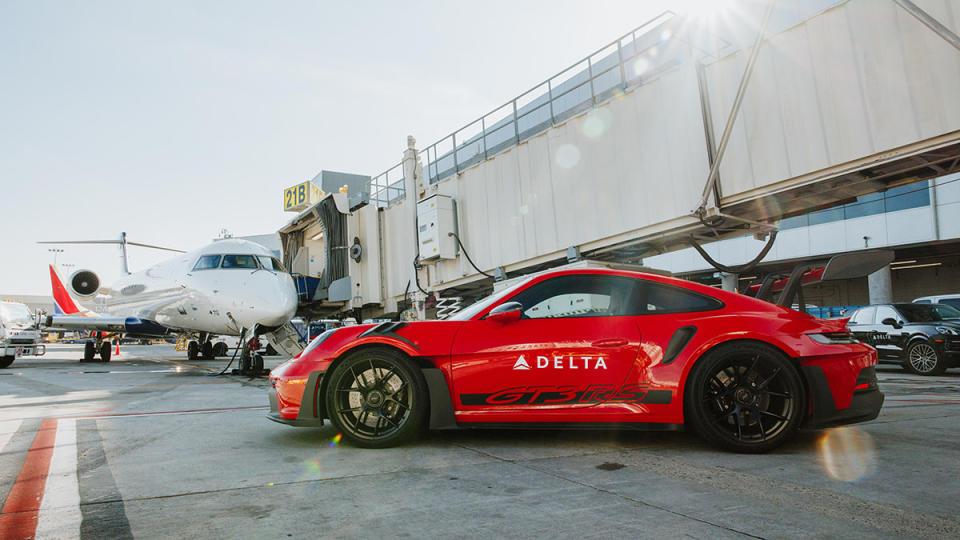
[846,303,960,375]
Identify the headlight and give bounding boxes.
[807,331,859,345]
[935,326,959,336]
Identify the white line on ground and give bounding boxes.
[35,418,81,540]
[0,419,22,453]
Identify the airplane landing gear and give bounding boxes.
[234,332,269,377]
[83,332,112,362]
[84,341,96,362]
[187,340,199,360]
[201,340,214,360]
[100,341,112,362]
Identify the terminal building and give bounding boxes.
[276,0,960,320]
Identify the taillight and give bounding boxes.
[807,331,859,345]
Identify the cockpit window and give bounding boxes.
[257,256,285,272]
[193,255,222,271]
[221,254,259,269]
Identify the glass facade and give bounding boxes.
[780,180,930,230]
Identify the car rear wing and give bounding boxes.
[746,250,894,313]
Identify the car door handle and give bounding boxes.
[592,338,628,348]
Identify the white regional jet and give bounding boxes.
[41,233,301,373]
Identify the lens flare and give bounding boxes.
[555,144,581,169]
[633,57,651,78]
[304,458,322,473]
[582,108,613,139]
[818,427,877,482]
[329,433,342,448]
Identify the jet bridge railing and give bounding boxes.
[419,10,681,186]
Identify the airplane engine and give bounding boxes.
[69,269,100,297]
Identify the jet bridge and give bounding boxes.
[283,0,960,318]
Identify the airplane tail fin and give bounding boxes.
[49,264,84,315]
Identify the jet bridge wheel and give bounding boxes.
[83,341,96,362]
[100,341,112,362]
[202,341,214,360]
[187,340,199,361]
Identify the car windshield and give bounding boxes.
[895,303,960,322]
[447,277,533,321]
[0,303,34,325]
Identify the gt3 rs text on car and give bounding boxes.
[268,269,883,453]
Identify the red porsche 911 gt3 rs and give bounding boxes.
[268,268,883,453]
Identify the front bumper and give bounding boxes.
[266,371,325,428]
[2,344,45,357]
[802,365,884,428]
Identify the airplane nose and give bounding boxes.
[260,274,298,326]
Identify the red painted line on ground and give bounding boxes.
[0,418,58,540]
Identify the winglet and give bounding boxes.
[49,264,83,315]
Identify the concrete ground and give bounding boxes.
[1,344,959,539]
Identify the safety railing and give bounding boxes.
[368,162,407,208]
[421,10,680,186]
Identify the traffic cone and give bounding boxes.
[115,341,120,355]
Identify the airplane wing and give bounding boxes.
[44,315,170,336]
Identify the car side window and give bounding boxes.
[192,255,221,271]
[508,275,637,319]
[849,306,875,325]
[914,299,931,304]
[875,306,900,325]
[221,254,259,269]
[940,299,960,310]
[633,281,724,314]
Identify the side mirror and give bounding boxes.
[881,317,902,329]
[486,302,524,323]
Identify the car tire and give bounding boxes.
[0,356,14,369]
[84,341,96,362]
[685,342,806,454]
[324,348,427,448]
[905,340,946,376]
[100,341,112,362]
[202,341,214,360]
[187,340,199,361]
[213,342,229,357]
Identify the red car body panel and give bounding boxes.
[269,268,881,431]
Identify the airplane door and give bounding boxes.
[451,274,642,417]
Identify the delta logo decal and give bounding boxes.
[512,354,607,370]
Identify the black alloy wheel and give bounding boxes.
[202,341,214,360]
[187,340,199,361]
[84,341,96,362]
[905,340,946,375]
[325,349,427,448]
[686,342,805,453]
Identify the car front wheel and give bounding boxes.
[905,340,946,375]
[324,348,427,448]
[686,343,806,453]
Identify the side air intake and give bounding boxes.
[69,269,100,297]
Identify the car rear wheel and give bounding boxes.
[324,349,427,448]
[686,343,806,453]
[905,341,945,375]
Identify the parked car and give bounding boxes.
[846,303,960,375]
[913,294,960,310]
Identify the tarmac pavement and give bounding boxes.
[1,344,959,538]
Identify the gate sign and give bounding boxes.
[283,181,323,212]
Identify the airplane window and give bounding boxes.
[193,255,222,271]
[257,256,286,272]
[221,254,259,269]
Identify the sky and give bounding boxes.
[0,0,679,295]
